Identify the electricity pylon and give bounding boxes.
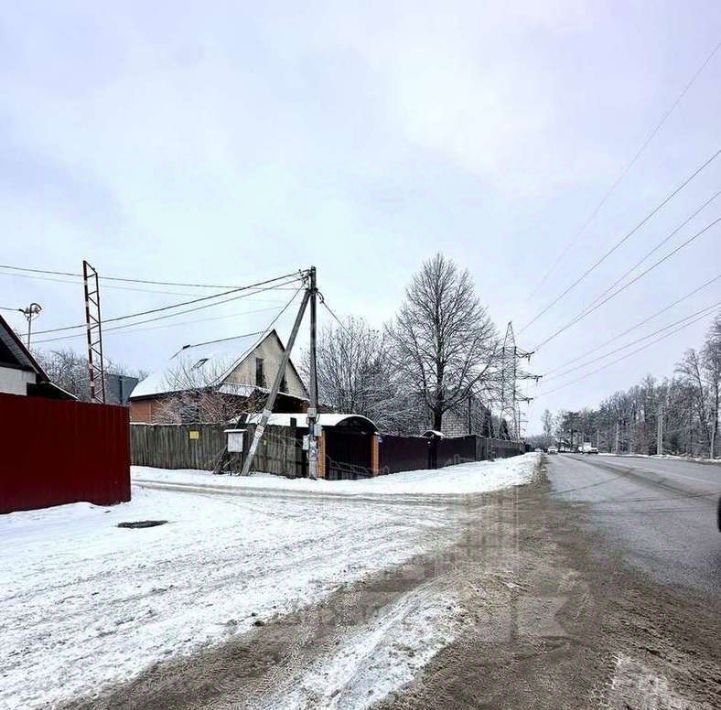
[497,322,540,441]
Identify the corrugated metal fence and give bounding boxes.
[1,392,130,514]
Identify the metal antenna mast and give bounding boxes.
[83,260,106,403]
[19,302,42,348]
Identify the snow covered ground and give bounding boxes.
[133,453,537,496]
[0,454,538,709]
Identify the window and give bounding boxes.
[280,375,287,393]
[191,358,208,370]
[255,358,266,388]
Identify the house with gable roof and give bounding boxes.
[129,330,309,423]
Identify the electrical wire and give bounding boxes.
[542,299,721,383]
[0,263,306,290]
[30,305,283,345]
[31,273,303,336]
[534,308,718,398]
[533,214,721,350]
[526,38,721,301]
[0,268,292,299]
[520,147,721,334]
[583,188,721,312]
[542,274,721,376]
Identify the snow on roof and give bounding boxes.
[245,413,378,431]
[130,331,265,399]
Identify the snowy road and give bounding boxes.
[0,455,537,709]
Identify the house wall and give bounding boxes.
[225,335,307,399]
[0,367,35,396]
[130,398,157,423]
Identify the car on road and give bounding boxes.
[580,442,599,454]
[548,446,559,455]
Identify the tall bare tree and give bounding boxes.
[301,316,407,430]
[35,348,146,403]
[386,253,498,431]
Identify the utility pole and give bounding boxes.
[657,402,664,456]
[19,303,42,348]
[615,420,620,454]
[307,266,319,480]
[240,284,311,477]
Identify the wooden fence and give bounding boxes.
[131,423,526,478]
[131,423,307,477]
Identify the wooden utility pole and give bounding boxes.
[307,266,319,480]
[657,402,664,456]
[239,287,311,476]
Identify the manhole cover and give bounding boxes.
[117,520,168,529]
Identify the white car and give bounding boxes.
[547,447,559,455]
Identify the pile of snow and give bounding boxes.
[133,452,539,497]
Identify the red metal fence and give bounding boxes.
[0,393,130,514]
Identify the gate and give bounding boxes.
[324,430,373,480]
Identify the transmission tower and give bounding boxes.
[83,260,106,403]
[497,322,540,441]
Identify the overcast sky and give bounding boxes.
[2,1,720,432]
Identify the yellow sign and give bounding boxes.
[189,431,200,440]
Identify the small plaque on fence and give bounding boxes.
[189,431,200,440]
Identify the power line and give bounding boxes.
[30,304,283,345]
[526,38,721,301]
[0,263,305,290]
[520,147,721,334]
[534,214,721,350]
[31,273,302,336]
[583,188,721,312]
[543,299,721,383]
[0,268,288,299]
[31,283,301,345]
[543,274,721,376]
[534,308,718,398]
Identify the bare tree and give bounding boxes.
[154,355,266,424]
[300,316,413,430]
[386,253,498,431]
[35,348,147,402]
[541,408,554,446]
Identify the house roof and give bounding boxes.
[245,413,378,432]
[0,315,77,400]
[129,329,307,400]
[0,314,48,377]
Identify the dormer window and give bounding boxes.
[192,358,209,370]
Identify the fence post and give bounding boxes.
[370,433,379,477]
[317,431,326,479]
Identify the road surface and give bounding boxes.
[547,454,721,597]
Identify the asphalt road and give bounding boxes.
[547,453,721,597]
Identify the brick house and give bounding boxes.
[129,330,308,423]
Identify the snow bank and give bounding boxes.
[133,452,539,497]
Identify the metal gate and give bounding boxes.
[324,429,373,480]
